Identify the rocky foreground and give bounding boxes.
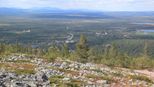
[0,54,154,87]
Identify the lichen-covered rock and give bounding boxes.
[0,54,153,87]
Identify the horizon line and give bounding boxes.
[0,7,154,12]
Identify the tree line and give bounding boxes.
[0,34,154,69]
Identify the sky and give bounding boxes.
[0,0,154,11]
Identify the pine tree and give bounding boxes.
[108,43,118,58]
[143,41,148,58]
[61,43,69,58]
[76,34,89,63]
[46,45,61,61]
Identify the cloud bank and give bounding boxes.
[0,0,154,11]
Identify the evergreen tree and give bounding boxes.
[46,45,61,61]
[103,44,111,59]
[108,43,118,58]
[61,43,69,58]
[76,34,89,63]
[143,41,148,58]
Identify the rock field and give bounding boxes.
[0,54,154,87]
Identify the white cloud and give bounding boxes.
[0,0,154,11]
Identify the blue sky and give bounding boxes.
[0,0,154,11]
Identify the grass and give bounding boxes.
[129,75,153,83]
[136,31,154,36]
[112,72,123,77]
[70,79,85,85]
[0,63,36,74]
[13,69,35,75]
[6,60,31,63]
[49,75,64,86]
[49,75,64,83]
[86,74,114,83]
[48,66,79,75]
[49,75,83,87]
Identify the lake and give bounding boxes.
[141,30,154,33]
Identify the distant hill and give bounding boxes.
[0,7,110,19]
[0,7,154,18]
[104,11,154,17]
[0,8,26,16]
[26,8,111,19]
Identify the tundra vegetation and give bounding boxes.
[0,34,154,86]
[0,34,154,70]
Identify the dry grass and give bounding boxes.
[0,62,36,74]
